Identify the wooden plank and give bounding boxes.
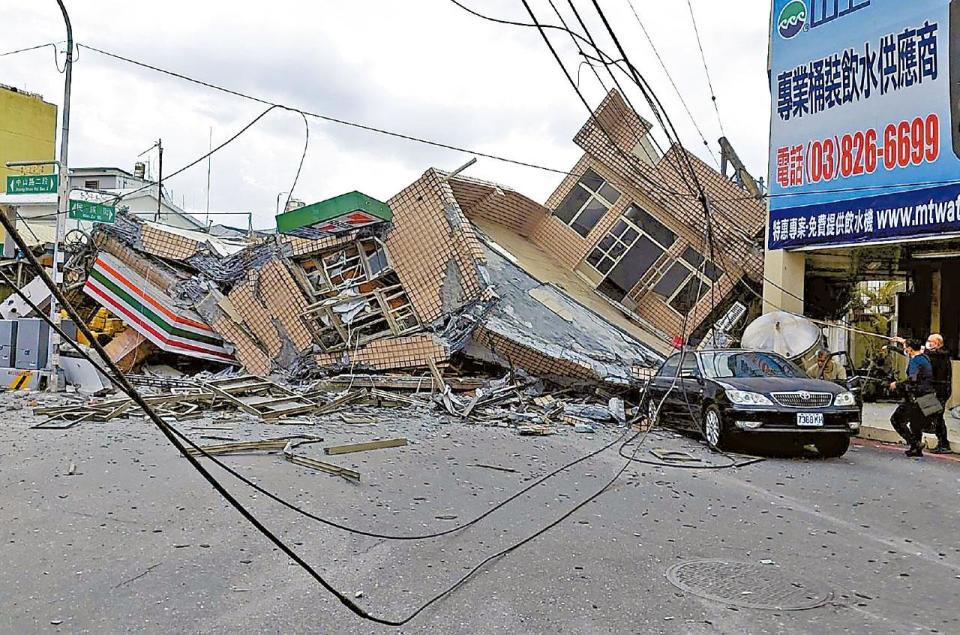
[284,453,360,482]
[323,438,407,456]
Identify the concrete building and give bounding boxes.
[764,1,960,362]
[464,90,766,352]
[0,84,57,190]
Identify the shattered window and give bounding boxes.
[653,261,691,299]
[670,276,711,315]
[602,235,664,301]
[364,244,390,279]
[587,207,674,303]
[553,169,621,238]
[682,247,723,282]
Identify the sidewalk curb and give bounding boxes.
[858,425,958,448]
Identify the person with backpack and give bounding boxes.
[889,338,937,458]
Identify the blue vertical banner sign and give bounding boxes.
[768,0,960,250]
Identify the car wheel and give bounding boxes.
[814,434,850,458]
[702,405,726,451]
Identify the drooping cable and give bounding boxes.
[77,43,574,177]
[283,111,310,214]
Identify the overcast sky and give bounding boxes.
[0,0,771,229]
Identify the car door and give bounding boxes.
[676,353,705,430]
[648,354,680,422]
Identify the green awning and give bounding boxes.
[276,191,393,238]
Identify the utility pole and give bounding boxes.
[138,139,163,222]
[155,138,163,222]
[205,127,212,227]
[48,0,73,392]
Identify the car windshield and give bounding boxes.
[699,351,805,379]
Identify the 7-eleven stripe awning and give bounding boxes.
[83,253,235,363]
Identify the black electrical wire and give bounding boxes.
[445,0,698,202]
[617,440,766,470]
[32,104,293,219]
[0,257,672,629]
[283,111,310,214]
[0,215,405,624]
[558,0,696,195]
[450,2,885,374]
[0,211,705,626]
[518,0,740,468]
[0,41,57,57]
[0,254,645,546]
[11,5,763,622]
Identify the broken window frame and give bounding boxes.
[298,238,395,298]
[586,204,676,302]
[295,238,420,353]
[651,246,722,317]
[553,169,621,238]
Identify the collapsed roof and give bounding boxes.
[83,171,663,386]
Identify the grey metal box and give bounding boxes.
[60,319,77,344]
[15,318,49,370]
[0,320,16,368]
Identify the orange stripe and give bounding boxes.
[96,258,213,332]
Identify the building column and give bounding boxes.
[931,268,942,334]
[762,248,805,314]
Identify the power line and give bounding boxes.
[0,210,674,624]
[77,43,575,178]
[559,0,700,196]
[0,41,57,57]
[623,0,719,166]
[444,0,708,201]
[283,112,310,213]
[685,0,727,139]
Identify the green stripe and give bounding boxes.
[90,269,225,348]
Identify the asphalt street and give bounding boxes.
[1,391,958,634]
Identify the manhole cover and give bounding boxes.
[665,560,832,611]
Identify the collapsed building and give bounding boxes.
[3,90,766,392]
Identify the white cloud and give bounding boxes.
[0,0,771,229]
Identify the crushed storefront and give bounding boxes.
[0,89,767,398]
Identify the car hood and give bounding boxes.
[714,376,846,395]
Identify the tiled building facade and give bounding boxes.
[458,90,766,345]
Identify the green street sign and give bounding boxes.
[69,199,116,224]
[6,174,58,195]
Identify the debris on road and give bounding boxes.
[323,438,408,455]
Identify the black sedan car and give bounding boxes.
[643,349,861,457]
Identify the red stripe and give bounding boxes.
[96,258,214,332]
[86,282,234,361]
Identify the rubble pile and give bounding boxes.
[30,368,637,438]
[57,171,662,396]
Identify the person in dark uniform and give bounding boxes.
[924,334,953,454]
[889,339,935,458]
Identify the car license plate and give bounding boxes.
[797,413,824,427]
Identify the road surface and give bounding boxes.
[1,392,957,633]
